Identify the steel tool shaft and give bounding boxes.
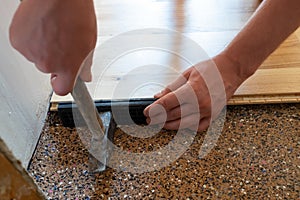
[71,78,107,172]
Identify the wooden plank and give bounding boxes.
[95,0,260,36]
[49,102,58,112]
[235,68,300,95]
[50,53,300,105]
[260,34,300,69]
[50,0,300,106]
[50,67,300,107]
[228,94,300,105]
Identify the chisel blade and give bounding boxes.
[71,78,107,173]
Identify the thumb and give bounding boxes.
[51,72,77,96]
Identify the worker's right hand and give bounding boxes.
[144,53,245,132]
[9,0,97,96]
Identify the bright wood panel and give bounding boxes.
[260,34,300,69]
[95,0,260,35]
[51,0,300,105]
[235,68,300,95]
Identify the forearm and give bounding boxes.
[222,0,300,80]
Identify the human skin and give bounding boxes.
[144,0,300,131]
[9,0,300,131]
[9,0,97,96]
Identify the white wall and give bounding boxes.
[0,0,52,167]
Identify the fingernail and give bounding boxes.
[51,74,57,83]
[146,118,150,124]
[143,106,150,116]
[154,90,163,98]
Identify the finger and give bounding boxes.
[154,69,191,98]
[164,105,183,122]
[154,88,171,99]
[146,82,200,129]
[51,72,77,96]
[146,103,199,125]
[163,113,201,131]
[144,91,180,117]
[197,117,211,132]
[163,114,210,131]
[144,82,196,118]
[166,103,201,121]
[145,104,167,125]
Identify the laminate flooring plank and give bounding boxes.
[235,68,300,95]
[50,0,300,105]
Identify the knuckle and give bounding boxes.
[164,85,173,93]
[169,110,180,120]
[187,104,198,115]
[35,59,53,74]
[163,123,177,131]
[158,98,168,110]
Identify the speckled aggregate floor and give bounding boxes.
[28,104,300,199]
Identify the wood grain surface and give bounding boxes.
[51,0,300,105]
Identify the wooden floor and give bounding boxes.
[51,0,300,105]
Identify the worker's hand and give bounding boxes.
[144,54,244,132]
[9,0,97,95]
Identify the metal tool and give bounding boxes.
[66,78,154,173]
[71,78,108,173]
